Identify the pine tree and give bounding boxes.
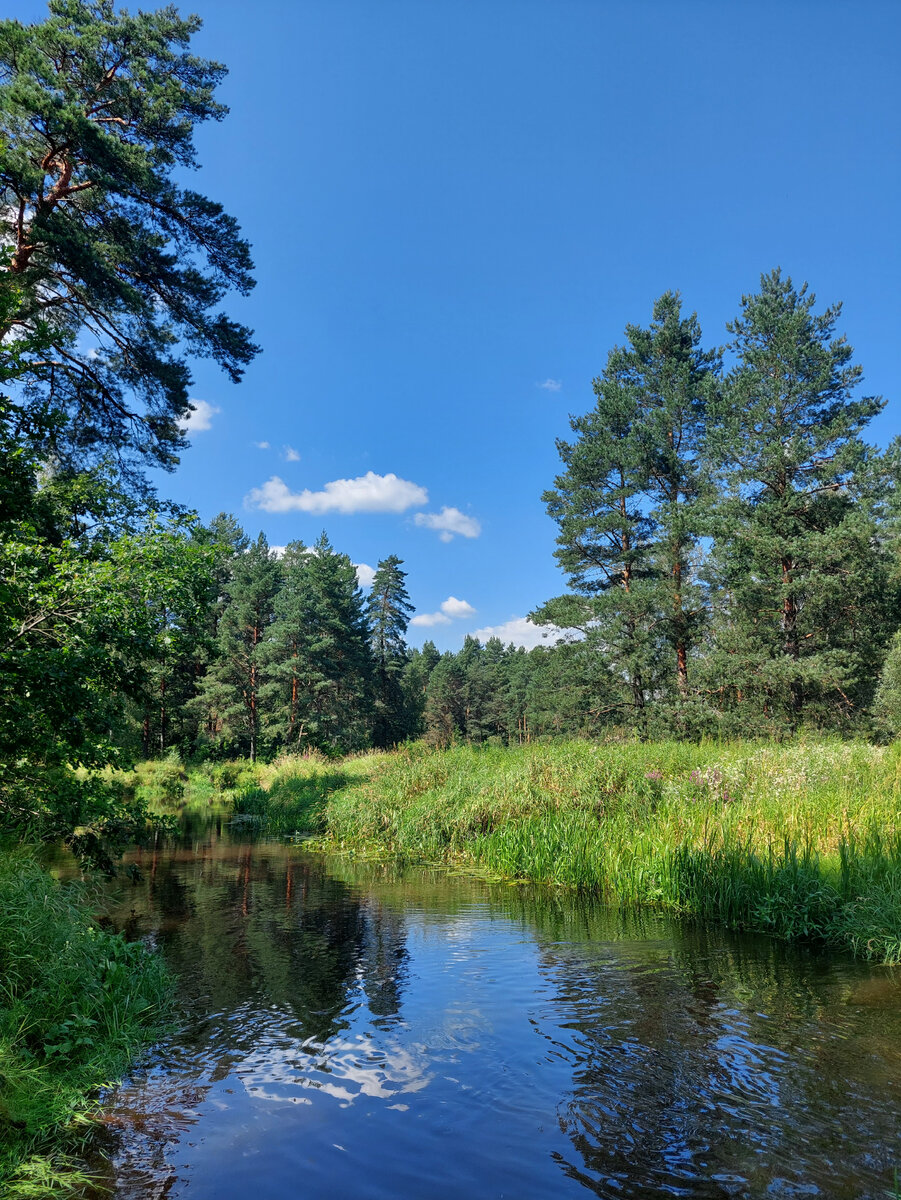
[198,533,280,761]
[539,350,657,734]
[423,653,467,747]
[706,269,889,731]
[0,0,257,483]
[401,640,439,738]
[260,540,309,749]
[266,533,372,755]
[616,293,719,711]
[539,294,718,733]
[367,555,414,748]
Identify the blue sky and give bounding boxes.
[15,0,901,648]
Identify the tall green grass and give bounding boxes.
[233,739,901,963]
[0,849,172,1196]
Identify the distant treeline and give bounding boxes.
[128,517,604,762]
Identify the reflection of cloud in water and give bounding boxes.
[237,1034,433,1108]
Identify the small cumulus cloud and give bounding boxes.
[282,445,301,462]
[471,616,562,649]
[270,545,286,559]
[414,506,481,542]
[177,398,220,433]
[254,441,271,450]
[411,595,476,628]
[410,611,451,628]
[440,596,476,619]
[245,472,429,515]
[537,378,562,392]
[355,562,376,589]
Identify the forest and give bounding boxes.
[82,274,901,768]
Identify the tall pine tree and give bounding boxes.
[198,532,280,760]
[538,293,719,733]
[706,269,889,731]
[0,0,257,484]
[367,555,414,748]
[538,349,657,734]
[266,533,372,755]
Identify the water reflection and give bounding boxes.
[84,820,901,1200]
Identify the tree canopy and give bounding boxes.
[0,0,257,484]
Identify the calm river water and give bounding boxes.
[83,815,901,1199]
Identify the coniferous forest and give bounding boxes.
[100,276,901,766]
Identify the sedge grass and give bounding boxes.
[214,739,901,964]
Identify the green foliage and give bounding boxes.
[540,271,897,737]
[873,632,901,736]
[232,760,347,834]
[0,0,257,481]
[262,534,373,757]
[0,507,213,866]
[197,532,281,761]
[538,292,719,734]
[704,269,892,732]
[0,848,172,1194]
[419,636,611,746]
[367,555,414,747]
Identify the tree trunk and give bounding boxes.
[781,555,803,717]
[158,676,166,756]
[673,556,688,698]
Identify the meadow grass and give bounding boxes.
[0,848,173,1196]
[206,739,901,964]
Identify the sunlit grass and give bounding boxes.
[218,739,901,964]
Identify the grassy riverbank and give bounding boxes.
[194,739,901,964]
[0,849,172,1197]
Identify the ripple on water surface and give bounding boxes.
[83,823,901,1200]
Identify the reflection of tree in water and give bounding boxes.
[518,892,901,1199]
[90,832,901,1200]
[87,824,415,1197]
[110,822,410,1047]
[359,897,408,1022]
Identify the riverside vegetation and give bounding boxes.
[0,850,172,1196]
[138,738,901,965]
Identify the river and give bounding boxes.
[82,813,901,1199]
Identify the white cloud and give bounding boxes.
[411,595,476,627]
[537,378,562,392]
[283,445,301,462]
[270,545,286,559]
[472,616,562,649]
[410,611,451,628]
[440,596,476,619]
[355,562,376,589]
[254,440,271,450]
[177,398,220,433]
[245,472,429,515]
[414,506,481,542]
